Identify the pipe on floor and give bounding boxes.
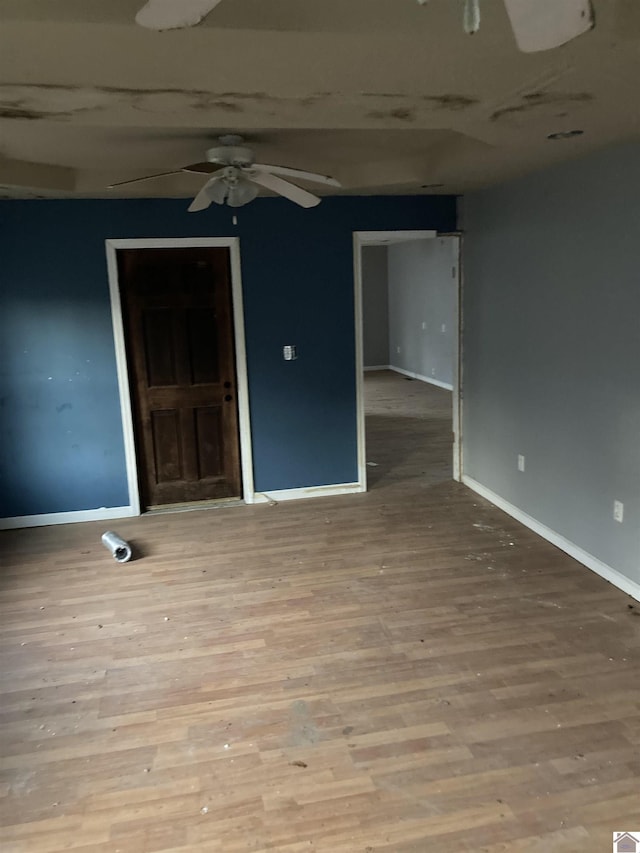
[101,530,133,563]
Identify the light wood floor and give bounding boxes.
[1,370,639,852]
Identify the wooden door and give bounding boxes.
[118,247,242,508]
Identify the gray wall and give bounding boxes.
[388,238,456,387]
[463,141,640,585]
[362,246,390,367]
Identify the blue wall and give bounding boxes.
[0,195,455,517]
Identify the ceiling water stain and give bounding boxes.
[212,101,243,113]
[523,91,593,104]
[491,91,594,122]
[0,102,101,120]
[367,107,417,121]
[303,92,479,112]
[0,82,479,123]
[0,106,46,120]
[0,83,323,119]
[423,94,478,110]
[216,91,274,101]
[362,93,478,110]
[300,95,326,107]
[362,92,407,99]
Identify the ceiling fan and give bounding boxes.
[108,135,341,211]
[135,0,595,53]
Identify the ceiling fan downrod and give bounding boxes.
[417,0,480,36]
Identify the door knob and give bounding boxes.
[224,394,233,402]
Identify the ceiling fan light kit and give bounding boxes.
[226,178,260,208]
[187,167,260,211]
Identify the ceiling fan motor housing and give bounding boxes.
[206,144,254,168]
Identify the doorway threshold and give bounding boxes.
[144,497,244,516]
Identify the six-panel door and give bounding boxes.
[118,247,242,507]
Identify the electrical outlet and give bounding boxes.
[517,454,525,472]
[422,322,426,330]
[441,323,446,333]
[613,500,624,523]
[431,368,436,376]
[396,346,401,354]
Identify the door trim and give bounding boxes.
[105,236,256,514]
[353,230,462,489]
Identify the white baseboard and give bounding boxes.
[364,365,390,372]
[462,476,640,603]
[389,365,453,391]
[0,506,137,531]
[250,482,365,504]
[2,482,368,525]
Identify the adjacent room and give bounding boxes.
[360,235,458,490]
[1,1,639,851]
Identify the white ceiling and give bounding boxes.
[0,0,638,200]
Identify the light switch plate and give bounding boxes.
[283,345,297,361]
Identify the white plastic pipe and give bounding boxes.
[101,531,133,563]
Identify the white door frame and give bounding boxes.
[105,236,257,514]
[353,230,463,489]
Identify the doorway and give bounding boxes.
[353,231,462,489]
[106,237,255,514]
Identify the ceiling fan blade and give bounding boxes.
[251,164,341,188]
[188,176,226,212]
[249,172,321,208]
[136,0,225,31]
[108,169,183,188]
[503,0,595,53]
[182,162,223,175]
